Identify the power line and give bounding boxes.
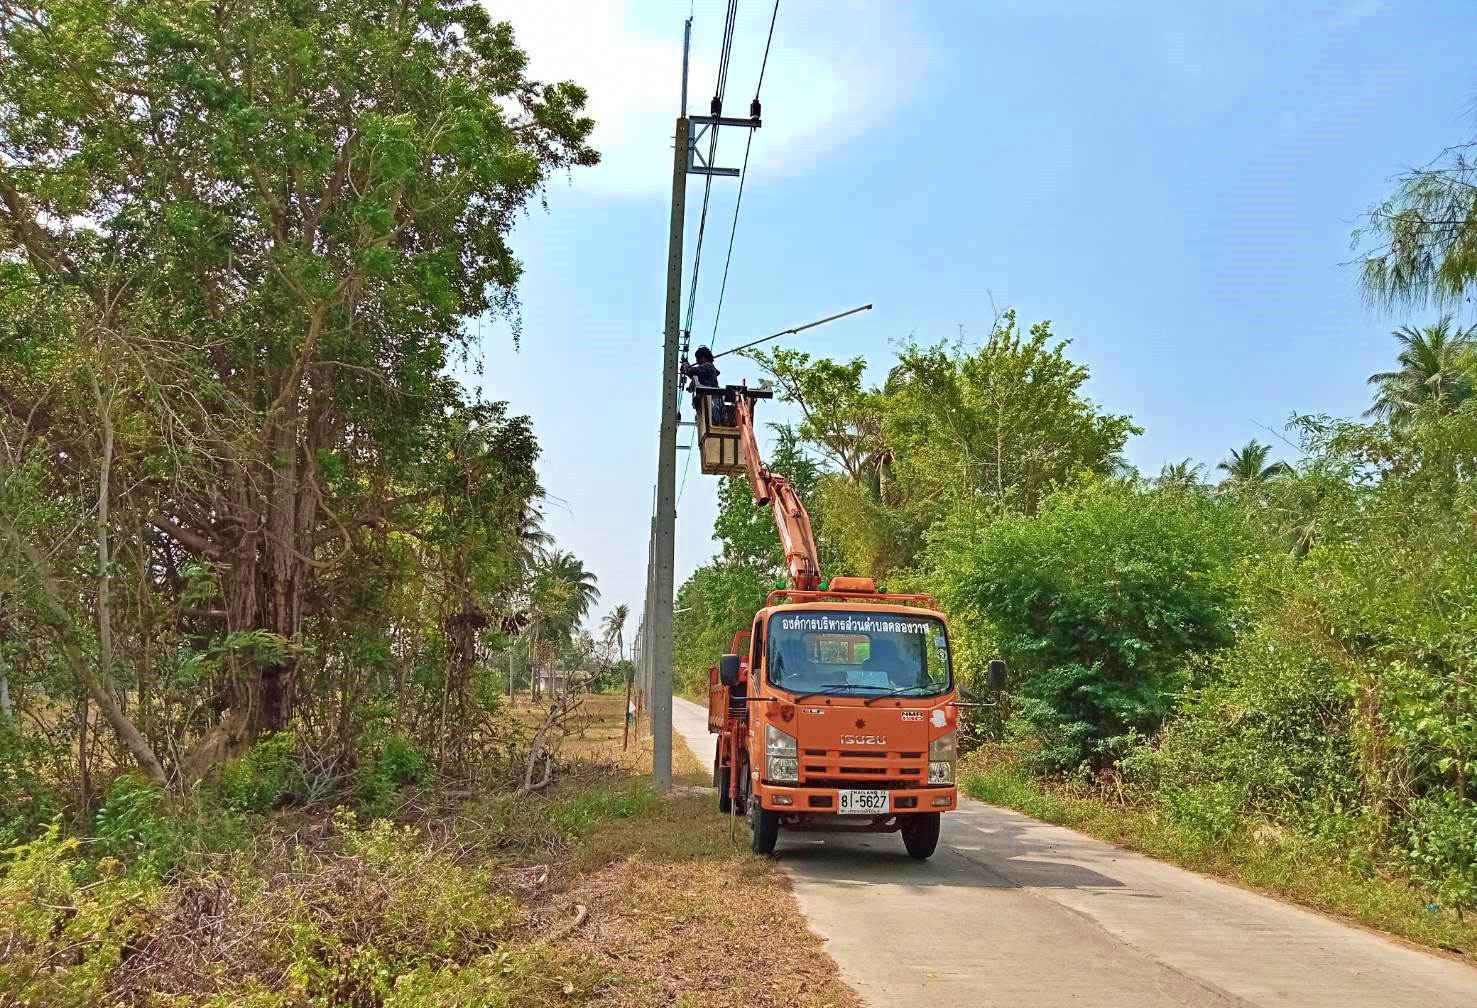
[676,426,697,504]
[710,0,780,344]
[682,0,740,338]
[754,0,780,100]
[708,131,754,342]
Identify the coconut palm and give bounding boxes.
[601,604,629,663]
[1217,440,1290,486]
[1272,480,1327,559]
[542,550,600,625]
[1157,458,1204,488]
[1364,317,1477,425]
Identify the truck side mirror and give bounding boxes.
[719,653,741,687]
[986,658,1008,692]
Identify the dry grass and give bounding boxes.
[556,798,861,1008]
[2,692,858,1007]
[539,696,861,1008]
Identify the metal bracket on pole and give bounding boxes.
[688,116,761,177]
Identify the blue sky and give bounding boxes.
[470,0,1477,631]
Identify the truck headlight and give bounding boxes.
[765,723,798,782]
[929,730,956,784]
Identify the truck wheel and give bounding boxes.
[750,804,780,855]
[901,812,940,859]
[745,775,779,855]
[714,756,732,814]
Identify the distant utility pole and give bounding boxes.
[649,17,760,792]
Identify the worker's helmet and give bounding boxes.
[695,345,714,363]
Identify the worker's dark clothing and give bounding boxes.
[681,360,727,424]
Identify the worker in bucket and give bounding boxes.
[681,346,727,424]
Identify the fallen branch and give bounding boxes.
[544,903,588,943]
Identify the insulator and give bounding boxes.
[710,96,722,117]
[750,98,761,120]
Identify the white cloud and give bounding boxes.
[489,1,930,198]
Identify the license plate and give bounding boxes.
[837,789,889,815]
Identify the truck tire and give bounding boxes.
[901,812,940,859]
[744,774,779,855]
[714,756,731,814]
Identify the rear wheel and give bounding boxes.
[714,755,731,814]
[901,812,940,859]
[744,771,779,855]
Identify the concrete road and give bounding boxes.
[672,697,1475,1007]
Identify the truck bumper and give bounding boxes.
[754,782,957,814]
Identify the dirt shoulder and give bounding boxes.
[545,695,861,1008]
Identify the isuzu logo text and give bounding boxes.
[841,734,887,746]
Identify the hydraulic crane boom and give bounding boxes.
[733,392,822,592]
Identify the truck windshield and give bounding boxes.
[765,610,951,698]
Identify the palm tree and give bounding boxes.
[1365,317,1477,425]
[544,551,600,624]
[1157,458,1204,488]
[601,604,629,663]
[523,551,599,699]
[1272,480,1327,559]
[1217,440,1290,486]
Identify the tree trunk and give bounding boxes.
[0,603,12,720]
[77,694,92,820]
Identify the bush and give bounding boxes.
[219,732,302,812]
[0,826,162,1007]
[1148,614,1363,845]
[1403,792,1477,919]
[930,481,1257,771]
[356,732,431,815]
[102,807,605,1006]
[92,774,189,874]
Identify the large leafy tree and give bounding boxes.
[746,312,1139,578]
[0,0,596,770]
[742,349,888,488]
[1365,318,1476,425]
[1356,139,1477,308]
[883,313,1140,517]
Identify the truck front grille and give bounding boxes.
[799,749,926,786]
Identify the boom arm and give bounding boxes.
[734,393,822,591]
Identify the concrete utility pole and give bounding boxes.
[649,16,759,792]
[653,143,682,787]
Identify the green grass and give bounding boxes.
[961,762,1477,958]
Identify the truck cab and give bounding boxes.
[711,579,959,857]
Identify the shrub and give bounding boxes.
[0,826,161,1007]
[219,732,302,812]
[1149,615,1363,844]
[356,733,431,815]
[92,774,188,874]
[1403,792,1477,919]
[930,481,1258,771]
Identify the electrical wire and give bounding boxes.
[709,129,754,343]
[709,0,780,345]
[754,0,779,100]
[676,425,697,505]
[682,0,740,338]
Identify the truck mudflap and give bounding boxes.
[754,782,956,818]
